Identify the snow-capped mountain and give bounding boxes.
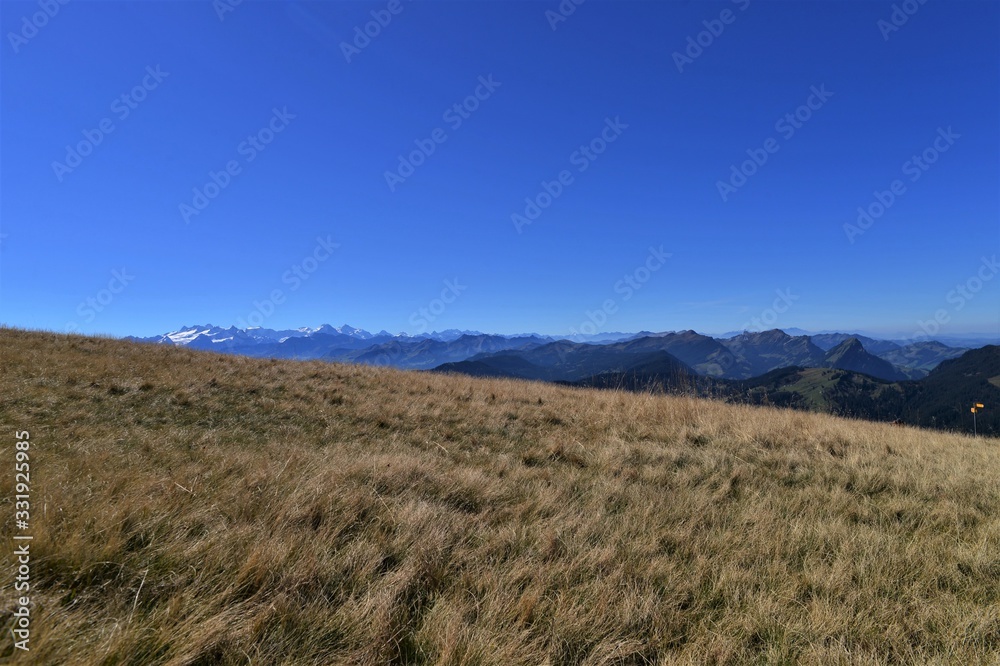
[145,325,260,350]
[127,324,554,368]
[131,324,544,351]
[306,324,380,339]
[137,323,383,348]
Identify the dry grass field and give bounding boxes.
[1,327,999,664]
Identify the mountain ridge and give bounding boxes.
[126,324,982,379]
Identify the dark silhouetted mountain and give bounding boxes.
[648,346,1000,434]
[331,334,546,370]
[850,345,1000,432]
[720,329,827,378]
[436,341,693,383]
[811,333,902,355]
[725,366,909,421]
[435,330,915,386]
[823,337,908,381]
[432,355,549,379]
[560,346,1000,435]
[716,327,815,338]
[616,330,744,378]
[567,351,698,391]
[905,346,1000,430]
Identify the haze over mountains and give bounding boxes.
[131,323,980,381]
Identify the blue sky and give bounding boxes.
[1,0,997,339]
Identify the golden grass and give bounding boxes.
[1,326,999,664]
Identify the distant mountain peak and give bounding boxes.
[825,337,906,380]
[759,328,792,338]
[835,336,864,351]
[734,329,792,342]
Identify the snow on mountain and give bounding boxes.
[144,325,259,351]
[244,327,313,343]
[159,325,234,345]
[141,324,554,351]
[305,324,376,339]
[145,323,387,349]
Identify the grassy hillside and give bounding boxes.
[736,367,907,416]
[1,328,999,664]
[571,348,1000,435]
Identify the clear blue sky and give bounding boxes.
[1,0,997,338]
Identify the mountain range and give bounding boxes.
[129,324,975,379]
[127,324,547,367]
[128,324,976,379]
[435,329,967,382]
[126,323,994,433]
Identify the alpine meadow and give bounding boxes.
[1,329,1000,663]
